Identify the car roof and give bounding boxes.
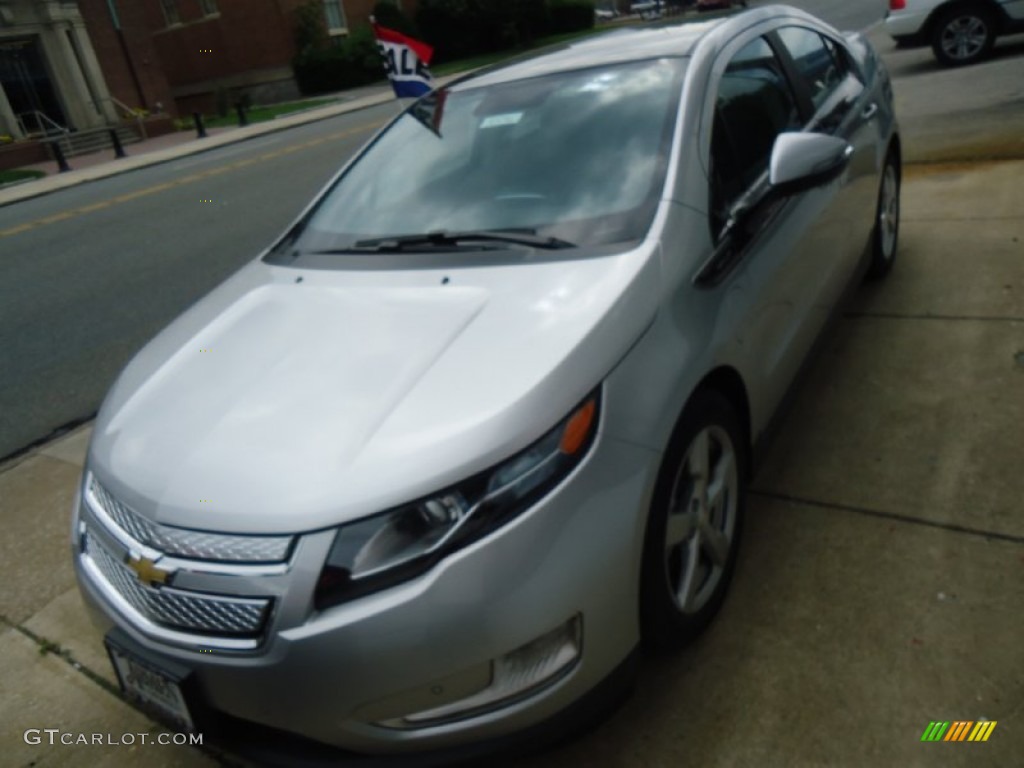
[450,5,831,90]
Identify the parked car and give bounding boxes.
[697,0,749,11]
[72,5,900,763]
[885,0,1024,66]
[631,1,663,19]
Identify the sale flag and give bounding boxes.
[373,23,434,99]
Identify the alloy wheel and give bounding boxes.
[940,16,989,61]
[878,163,899,262]
[663,425,738,615]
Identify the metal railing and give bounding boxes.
[15,110,68,139]
[105,95,148,140]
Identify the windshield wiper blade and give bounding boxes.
[351,229,575,251]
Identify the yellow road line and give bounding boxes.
[76,201,113,213]
[37,211,75,224]
[0,121,381,238]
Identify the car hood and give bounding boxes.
[90,245,660,534]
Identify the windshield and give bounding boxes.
[291,58,686,253]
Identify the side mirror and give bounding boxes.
[769,132,853,196]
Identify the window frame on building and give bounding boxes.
[159,0,182,27]
[324,0,348,36]
[198,0,220,17]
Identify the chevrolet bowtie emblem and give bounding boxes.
[126,554,169,588]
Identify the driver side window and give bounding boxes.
[709,38,801,238]
[776,27,848,111]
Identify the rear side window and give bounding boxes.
[776,27,846,111]
[709,38,801,233]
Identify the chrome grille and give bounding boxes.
[87,475,293,563]
[87,533,271,637]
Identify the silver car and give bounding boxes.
[885,0,1024,66]
[72,5,900,763]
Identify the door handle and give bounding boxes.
[862,102,878,120]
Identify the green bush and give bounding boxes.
[214,85,230,117]
[293,25,387,95]
[293,0,329,55]
[415,0,551,62]
[372,0,419,36]
[549,0,595,34]
[504,0,551,46]
[415,0,483,62]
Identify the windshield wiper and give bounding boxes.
[349,229,576,252]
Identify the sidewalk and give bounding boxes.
[0,80,404,209]
[1,158,1021,766]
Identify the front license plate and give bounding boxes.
[107,641,194,732]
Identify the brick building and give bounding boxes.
[75,0,177,117]
[79,0,412,118]
[0,0,119,139]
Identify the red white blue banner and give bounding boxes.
[372,23,434,99]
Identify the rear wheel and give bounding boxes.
[930,5,997,66]
[640,391,747,650]
[866,147,901,280]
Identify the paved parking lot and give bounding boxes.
[3,158,1021,767]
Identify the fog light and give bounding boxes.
[381,615,582,727]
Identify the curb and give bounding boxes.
[0,415,95,476]
[0,72,477,210]
[0,90,395,209]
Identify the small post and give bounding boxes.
[51,139,72,173]
[235,103,248,127]
[109,128,126,158]
[193,111,207,138]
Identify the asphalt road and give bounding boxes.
[0,102,402,459]
[1,0,1021,460]
[768,0,888,31]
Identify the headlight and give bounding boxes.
[313,390,600,610]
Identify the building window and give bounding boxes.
[324,0,347,33]
[159,0,181,26]
[198,0,219,15]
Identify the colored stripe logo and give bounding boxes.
[921,721,997,742]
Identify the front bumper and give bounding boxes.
[884,10,932,43]
[73,431,658,756]
[106,624,639,768]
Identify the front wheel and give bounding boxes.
[640,391,747,650]
[930,6,996,66]
[866,147,901,280]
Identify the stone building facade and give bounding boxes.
[0,0,118,139]
[78,0,413,118]
[1,0,415,138]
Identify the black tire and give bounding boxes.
[865,146,901,281]
[930,5,997,66]
[640,390,747,651]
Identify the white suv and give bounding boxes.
[885,0,1024,65]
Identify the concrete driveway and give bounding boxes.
[499,159,1024,768]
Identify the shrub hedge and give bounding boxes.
[372,0,419,36]
[549,0,596,35]
[293,0,595,94]
[416,0,564,62]
[293,25,385,95]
